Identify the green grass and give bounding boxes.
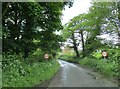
[60,55,79,63]
[60,48,119,79]
[2,54,60,87]
[0,54,2,61]
[78,57,119,78]
[0,64,1,89]
[0,76,1,88]
[61,55,119,78]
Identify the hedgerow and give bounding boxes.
[2,54,60,87]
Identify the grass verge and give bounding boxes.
[2,54,60,87]
[60,55,119,79]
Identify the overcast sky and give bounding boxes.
[61,0,92,25]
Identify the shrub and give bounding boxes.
[78,57,118,78]
[92,51,102,59]
[2,54,60,87]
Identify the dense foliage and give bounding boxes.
[60,1,119,80]
[62,2,120,57]
[2,1,73,87]
[2,1,119,87]
[2,2,73,57]
[2,54,60,87]
[60,47,119,78]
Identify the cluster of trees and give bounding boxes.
[62,2,120,58]
[2,2,73,58]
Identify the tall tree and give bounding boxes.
[2,2,73,58]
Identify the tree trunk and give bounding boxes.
[80,31,85,52]
[116,3,120,82]
[14,8,20,55]
[24,47,29,58]
[72,33,79,58]
[2,3,9,17]
[117,2,120,46]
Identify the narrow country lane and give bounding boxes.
[48,60,118,87]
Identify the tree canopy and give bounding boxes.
[62,2,120,57]
[2,2,73,58]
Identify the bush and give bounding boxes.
[78,57,119,78]
[60,54,79,63]
[92,51,102,59]
[2,54,60,87]
[57,47,119,79]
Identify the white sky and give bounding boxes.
[61,0,92,25]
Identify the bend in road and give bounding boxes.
[48,60,118,87]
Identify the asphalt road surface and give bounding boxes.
[48,60,118,87]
